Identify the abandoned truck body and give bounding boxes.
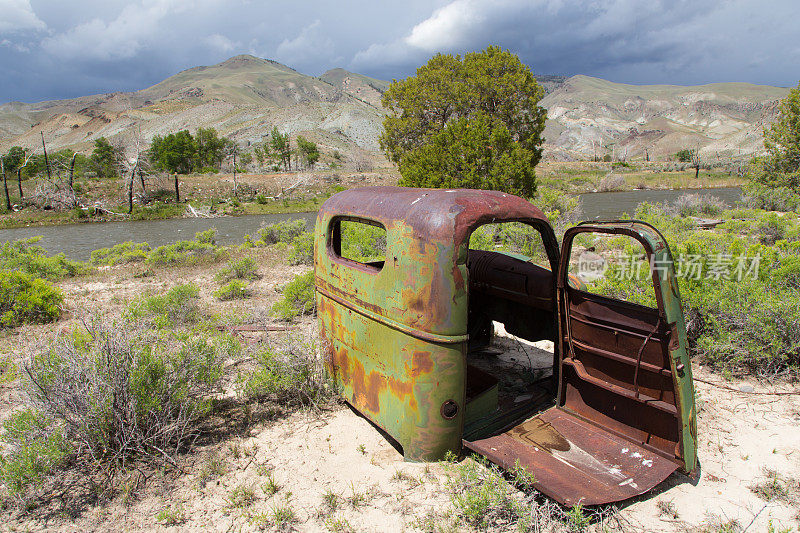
[314,186,697,506]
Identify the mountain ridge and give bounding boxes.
[0,55,789,162]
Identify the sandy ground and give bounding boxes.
[2,259,799,532]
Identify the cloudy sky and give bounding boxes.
[1,0,798,103]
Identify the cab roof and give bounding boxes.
[318,186,550,244]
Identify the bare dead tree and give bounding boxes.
[690,147,701,179]
[41,131,52,181]
[17,149,33,200]
[120,133,144,214]
[1,158,9,211]
[68,153,76,190]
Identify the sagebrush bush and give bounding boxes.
[598,174,625,192]
[592,202,800,376]
[288,232,314,266]
[339,221,386,263]
[215,257,258,282]
[0,409,70,497]
[0,270,63,327]
[90,241,151,266]
[214,280,250,301]
[670,194,726,217]
[0,322,231,499]
[445,454,593,532]
[272,271,315,320]
[239,337,331,407]
[146,229,225,266]
[0,237,84,280]
[127,283,200,326]
[257,219,306,246]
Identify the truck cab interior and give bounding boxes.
[462,220,693,506]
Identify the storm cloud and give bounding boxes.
[0,0,797,103]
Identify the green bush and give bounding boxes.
[255,194,268,205]
[146,229,225,266]
[257,219,306,246]
[272,271,315,320]
[0,237,84,280]
[215,257,258,282]
[127,283,200,326]
[214,280,250,301]
[289,232,314,266]
[2,323,230,500]
[339,221,386,263]
[0,410,70,497]
[90,241,151,266]
[239,340,330,406]
[591,202,800,376]
[0,270,63,327]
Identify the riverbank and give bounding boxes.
[0,164,744,231]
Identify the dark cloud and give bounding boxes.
[0,0,797,103]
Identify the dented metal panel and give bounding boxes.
[315,187,556,461]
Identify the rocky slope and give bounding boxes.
[541,75,789,160]
[0,55,385,161]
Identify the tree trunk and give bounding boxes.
[69,153,76,189]
[695,165,700,179]
[17,168,23,199]
[41,132,52,181]
[232,148,238,198]
[128,165,136,214]
[174,173,180,203]
[138,166,146,196]
[1,160,9,211]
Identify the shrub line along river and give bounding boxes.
[0,187,742,260]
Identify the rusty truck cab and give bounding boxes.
[315,186,697,506]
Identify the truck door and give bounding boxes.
[463,220,697,506]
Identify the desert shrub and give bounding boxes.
[255,194,268,205]
[215,257,258,282]
[0,270,63,327]
[445,455,600,532]
[272,271,315,320]
[0,409,70,497]
[195,228,217,245]
[598,174,625,192]
[214,280,251,301]
[1,322,229,500]
[146,229,225,266]
[591,202,800,376]
[743,182,800,212]
[127,283,200,326]
[469,222,550,266]
[670,194,726,217]
[339,221,386,263]
[90,241,151,266]
[288,232,314,266]
[256,219,306,246]
[239,337,331,406]
[0,237,84,280]
[535,186,583,227]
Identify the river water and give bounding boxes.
[0,187,742,260]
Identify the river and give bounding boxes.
[0,187,741,260]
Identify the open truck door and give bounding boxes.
[464,220,698,506]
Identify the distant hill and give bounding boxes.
[319,68,388,107]
[0,55,386,161]
[541,75,789,160]
[0,58,789,163]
